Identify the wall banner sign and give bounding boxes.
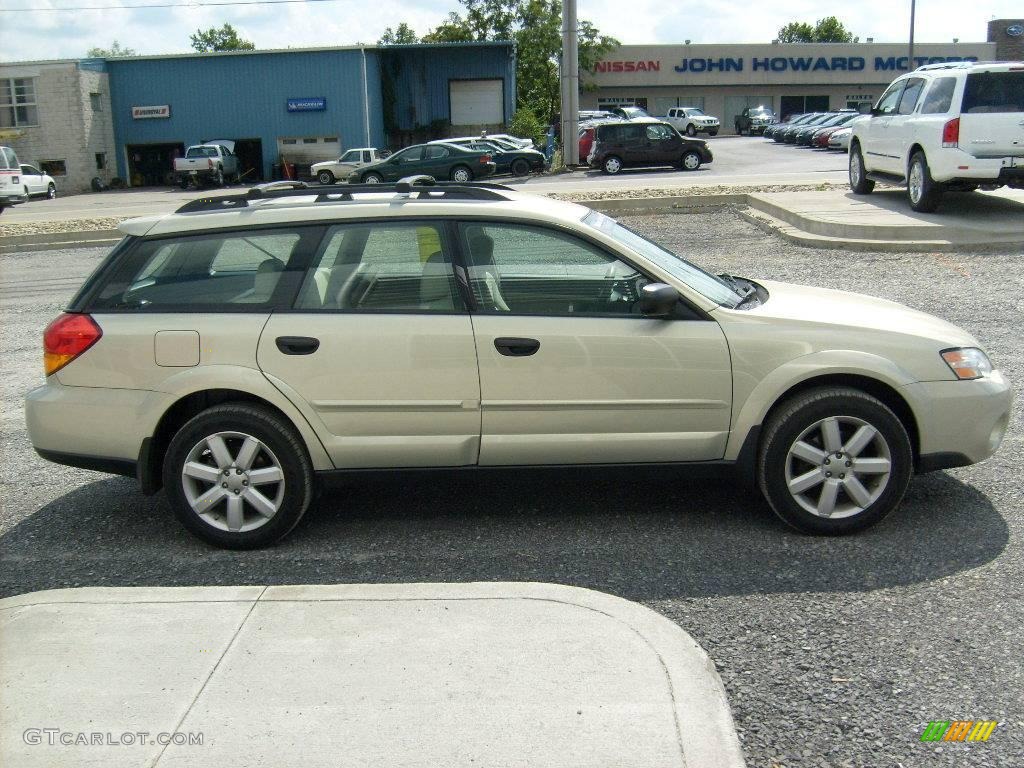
[287,97,327,112]
[131,105,170,119]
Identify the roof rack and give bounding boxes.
[175,175,517,214]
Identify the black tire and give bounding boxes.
[758,387,913,535]
[46,183,57,200]
[162,403,314,549]
[848,143,875,195]
[510,158,531,177]
[449,165,473,183]
[680,151,702,171]
[213,168,224,187]
[362,172,383,184]
[708,130,719,137]
[179,177,190,190]
[685,124,697,137]
[602,155,623,175]
[317,170,336,185]
[907,151,943,213]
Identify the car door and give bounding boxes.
[20,164,43,195]
[335,149,362,176]
[383,146,424,181]
[644,124,681,164]
[457,221,732,466]
[422,144,453,177]
[887,77,927,174]
[861,81,906,173]
[257,220,482,469]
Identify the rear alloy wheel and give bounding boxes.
[686,124,697,137]
[511,158,531,177]
[317,170,336,185]
[680,151,702,171]
[602,155,623,175]
[758,387,913,534]
[213,168,224,187]
[450,165,473,183]
[163,404,314,548]
[46,183,57,200]
[362,172,383,184]
[848,144,875,195]
[907,151,943,213]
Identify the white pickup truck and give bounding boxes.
[311,148,389,185]
[664,107,721,137]
[174,142,239,188]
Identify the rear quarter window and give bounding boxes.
[921,77,957,114]
[961,72,1024,114]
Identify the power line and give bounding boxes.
[0,0,344,12]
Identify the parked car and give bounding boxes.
[608,105,651,121]
[480,132,534,149]
[0,145,27,212]
[795,111,859,145]
[766,113,812,141]
[735,106,778,135]
[26,179,1012,547]
[813,118,864,149]
[437,138,544,177]
[828,127,853,151]
[174,142,240,188]
[18,164,58,199]
[779,113,832,143]
[312,148,388,185]
[850,61,1024,212]
[588,121,713,174]
[348,142,496,183]
[664,107,720,137]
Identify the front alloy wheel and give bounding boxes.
[758,387,912,534]
[317,170,335,185]
[849,144,875,195]
[680,151,702,171]
[47,183,57,199]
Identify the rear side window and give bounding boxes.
[962,72,1024,114]
[88,227,321,311]
[921,77,957,114]
[897,78,926,115]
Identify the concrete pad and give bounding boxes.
[0,583,745,768]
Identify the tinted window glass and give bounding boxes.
[962,72,1024,114]
[424,145,449,159]
[90,228,317,310]
[897,78,926,115]
[461,222,650,316]
[361,151,372,162]
[393,146,424,163]
[875,83,904,115]
[921,77,957,114]
[295,222,462,312]
[340,150,359,162]
[646,125,673,140]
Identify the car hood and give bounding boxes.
[742,279,979,347]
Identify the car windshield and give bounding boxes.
[185,147,218,158]
[684,108,706,116]
[752,107,774,115]
[582,211,742,308]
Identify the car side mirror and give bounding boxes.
[639,282,679,317]
[869,107,882,117]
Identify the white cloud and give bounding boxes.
[0,0,1020,62]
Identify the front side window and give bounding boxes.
[962,71,1024,114]
[460,222,653,316]
[921,77,957,114]
[0,77,38,127]
[21,164,40,176]
[646,124,673,141]
[295,222,462,312]
[897,78,926,115]
[90,228,318,310]
[393,146,424,163]
[874,82,905,115]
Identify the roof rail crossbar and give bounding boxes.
[175,177,514,213]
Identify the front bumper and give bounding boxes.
[903,370,1013,469]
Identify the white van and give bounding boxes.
[0,145,28,211]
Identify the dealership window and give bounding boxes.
[282,138,297,145]
[40,160,67,176]
[0,77,39,127]
[653,96,705,115]
[90,92,102,111]
[302,137,317,144]
[598,97,649,110]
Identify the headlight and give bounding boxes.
[941,347,993,379]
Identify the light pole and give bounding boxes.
[908,0,916,69]
[560,0,580,165]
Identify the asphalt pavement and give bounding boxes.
[1,208,1021,767]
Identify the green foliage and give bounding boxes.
[509,107,546,146]
[778,17,855,43]
[421,0,617,123]
[378,23,420,45]
[86,40,137,57]
[189,23,255,53]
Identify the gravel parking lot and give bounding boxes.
[1,209,1021,767]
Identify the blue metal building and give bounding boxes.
[104,42,515,185]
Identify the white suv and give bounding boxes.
[849,61,1024,212]
[25,179,1012,548]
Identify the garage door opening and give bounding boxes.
[126,143,184,187]
[232,138,263,183]
[450,79,504,128]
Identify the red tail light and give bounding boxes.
[43,313,102,376]
[479,154,491,163]
[942,117,959,148]
[208,159,214,169]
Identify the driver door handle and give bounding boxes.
[276,336,320,355]
[494,337,540,357]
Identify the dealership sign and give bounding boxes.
[287,97,326,112]
[131,105,170,119]
[595,55,979,75]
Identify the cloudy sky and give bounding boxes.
[0,0,1020,62]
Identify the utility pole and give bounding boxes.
[560,0,580,165]
[908,0,916,70]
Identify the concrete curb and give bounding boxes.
[0,582,746,768]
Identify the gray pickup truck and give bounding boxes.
[174,142,239,188]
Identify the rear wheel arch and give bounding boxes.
[905,143,927,176]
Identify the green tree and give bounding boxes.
[778,17,855,43]
[190,23,255,53]
[509,106,546,146]
[378,22,420,45]
[423,0,617,122]
[86,40,137,57]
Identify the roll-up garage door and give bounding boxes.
[450,80,504,126]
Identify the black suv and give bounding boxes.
[588,121,713,175]
[734,106,777,135]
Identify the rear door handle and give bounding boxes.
[275,336,320,355]
[494,337,540,357]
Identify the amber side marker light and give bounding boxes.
[941,347,993,380]
[43,313,102,376]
